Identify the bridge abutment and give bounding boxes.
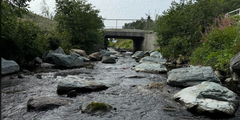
[104,29,159,52]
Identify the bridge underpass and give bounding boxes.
[103,29,159,52]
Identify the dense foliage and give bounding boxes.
[190,15,240,73]
[1,0,41,65]
[1,0,105,67]
[154,0,240,59]
[54,0,104,54]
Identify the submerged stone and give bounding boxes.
[27,97,69,111]
[81,102,112,115]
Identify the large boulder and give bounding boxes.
[101,56,116,63]
[57,75,108,95]
[132,62,167,73]
[132,51,144,59]
[27,97,69,111]
[150,51,163,58]
[107,48,119,55]
[173,82,239,117]
[230,51,240,74]
[1,58,20,75]
[69,49,88,58]
[99,49,111,56]
[139,56,167,64]
[70,53,90,62]
[167,66,221,87]
[89,52,103,61]
[52,53,84,68]
[42,47,65,63]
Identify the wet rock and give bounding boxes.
[67,90,77,98]
[34,57,43,64]
[99,49,111,56]
[70,53,90,62]
[148,82,165,90]
[27,96,69,111]
[52,53,84,68]
[41,62,55,68]
[110,55,118,59]
[42,47,65,63]
[150,51,163,58]
[1,58,20,75]
[173,82,239,117]
[54,69,91,78]
[23,69,34,75]
[69,49,88,58]
[101,56,116,63]
[81,102,112,115]
[36,74,42,79]
[89,52,103,61]
[125,75,145,78]
[132,51,144,59]
[230,51,240,74]
[57,75,108,95]
[124,52,133,56]
[107,48,119,55]
[132,62,167,73]
[167,66,221,87]
[17,73,24,79]
[139,56,167,64]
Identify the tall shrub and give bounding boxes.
[190,15,240,73]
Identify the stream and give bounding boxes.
[1,53,240,120]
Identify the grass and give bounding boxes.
[109,39,133,51]
[22,11,57,31]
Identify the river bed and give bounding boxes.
[1,54,240,120]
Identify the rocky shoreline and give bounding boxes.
[1,47,240,118]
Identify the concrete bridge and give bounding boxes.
[103,29,159,52]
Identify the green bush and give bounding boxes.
[1,19,42,64]
[190,17,240,73]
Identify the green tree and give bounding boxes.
[123,17,154,30]
[154,0,240,59]
[54,0,104,53]
[1,1,43,64]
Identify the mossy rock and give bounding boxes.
[81,102,112,115]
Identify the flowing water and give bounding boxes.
[1,54,240,120]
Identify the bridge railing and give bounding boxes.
[226,8,240,16]
[104,26,136,29]
[103,19,140,29]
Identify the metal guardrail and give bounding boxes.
[226,8,240,16]
[103,19,140,29]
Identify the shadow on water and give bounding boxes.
[1,55,240,120]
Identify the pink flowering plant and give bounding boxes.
[190,14,240,74]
